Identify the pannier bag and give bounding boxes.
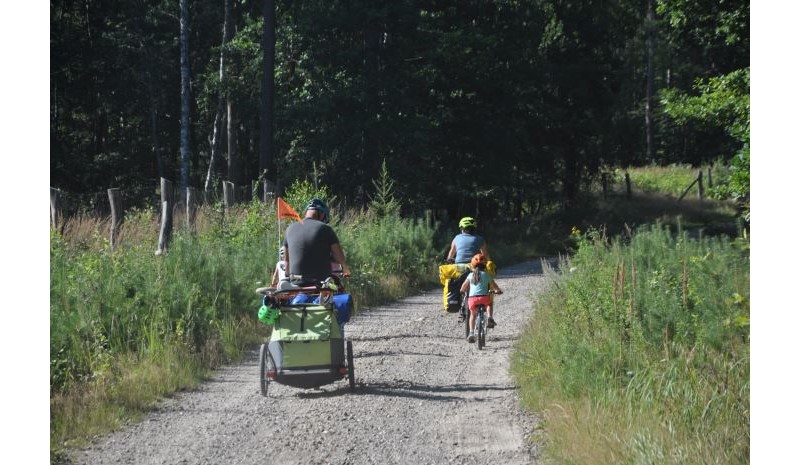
[438,261,496,311]
[290,293,353,324]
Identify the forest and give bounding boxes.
[50,0,749,220]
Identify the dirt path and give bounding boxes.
[70,260,550,465]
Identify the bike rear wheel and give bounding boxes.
[477,307,485,350]
[461,293,470,338]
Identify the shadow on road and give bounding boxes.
[295,379,515,402]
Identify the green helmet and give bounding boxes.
[459,216,476,229]
[258,305,280,325]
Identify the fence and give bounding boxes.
[51,178,281,254]
[600,167,714,201]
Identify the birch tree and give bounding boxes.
[205,0,233,194]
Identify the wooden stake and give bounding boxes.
[50,187,61,230]
[108,188,122,250]
[156,178,174,255]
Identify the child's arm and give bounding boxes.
[490,280,502,294]
[460,274,471,294]
[270,264,279,287]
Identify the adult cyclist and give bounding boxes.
[447,216,490,264]
[443,217,490,312]
[283,198,352,285]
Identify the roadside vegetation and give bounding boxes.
[50,179,440,454]
[511,224,749,464]
[624,164,721,198]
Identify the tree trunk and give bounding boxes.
[363,15,381,184]
[561,143,580,209]
[147,65,164,179]
[227,100,240,187]
[205,0,232,194]
[259,0,276,183]
[179,0,192,193]
[645,0,656,163]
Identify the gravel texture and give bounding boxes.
[70,260,552,465]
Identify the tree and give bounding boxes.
[656,0,749,218]
[179,0,192,193]
[205,0,233,194]
[369,159,401,218]
[645,0,656,163]
[661,69,750,218]
[260,0,276,184]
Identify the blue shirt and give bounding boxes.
[466,271,492,296]
[453,233,485,263]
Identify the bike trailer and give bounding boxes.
[265,303,346,389]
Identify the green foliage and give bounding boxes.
[512,225,749,464]
[281,179,335,220]
[656,0,749,48]
[368,159,401,218]
[660,69,749,144]
[625,164,705,197]
[660,69,750,219]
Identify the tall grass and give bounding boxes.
[625,164,727,198]
[511,225,749,464]
[51,194,439,452]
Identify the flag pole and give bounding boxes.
[277,197,281,253]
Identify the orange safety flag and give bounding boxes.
[277,197,302,222]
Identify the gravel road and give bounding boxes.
[70,260,551,465]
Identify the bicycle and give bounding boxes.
[471,290,500,350]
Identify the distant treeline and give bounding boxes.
[51,0,749,219]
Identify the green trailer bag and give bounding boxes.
[267,304,345,388]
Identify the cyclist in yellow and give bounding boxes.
[441,217,490,312]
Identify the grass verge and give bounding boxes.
[511,224,749,464]
[50,199,440,456]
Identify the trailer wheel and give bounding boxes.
[259,344,270,397]
[346,340,355,392]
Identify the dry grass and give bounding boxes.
[50,343,202,450]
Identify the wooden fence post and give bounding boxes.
[624,172,632,198]
[156,178,174,255]
[697,170,704,201]
[108,188,122,250]
[186,187,198,234]
[707,167,713,189]
[601,173,609,199]
[50,187,61,230]
[223,181,235,211]
[262,179,276,203]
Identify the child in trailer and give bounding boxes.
[460,253,502,343]
[270,246,289,288]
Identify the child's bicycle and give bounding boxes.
[461,290,499,349]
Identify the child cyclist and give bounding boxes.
[460,253,502,343]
